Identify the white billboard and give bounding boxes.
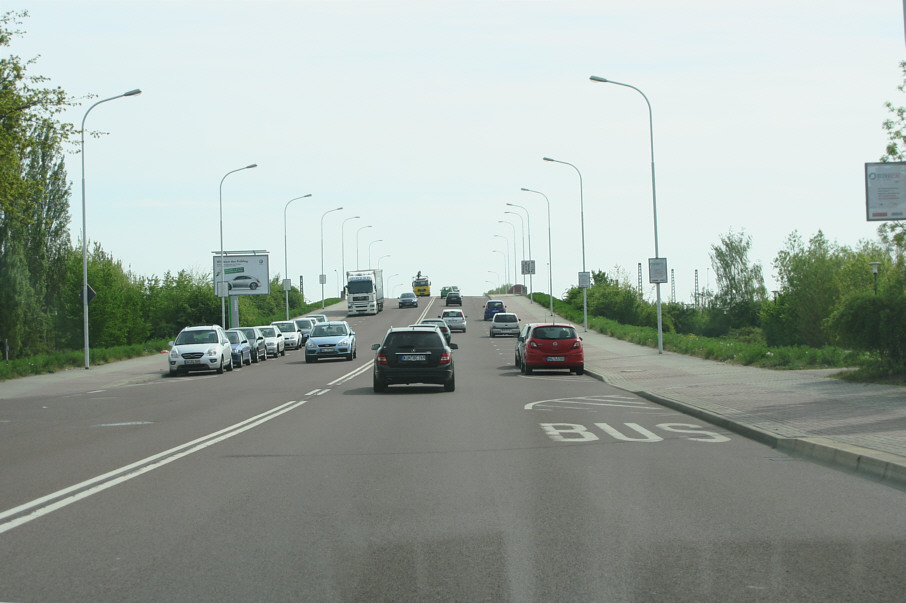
[866,162,906,221]
[213,254,270,295]
[649,258,668,284]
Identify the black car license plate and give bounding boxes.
[400,354,426,362]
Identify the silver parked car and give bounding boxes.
[272,320,303,350]
[256,325,285,357]
[489,312,520,337]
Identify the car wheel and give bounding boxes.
[373,373,387,392]
[280,347,285,357]
[250,282,258,290]
[520,359,531,375]
[217,357,225,374]
[346,351,353,361]
[244,354,251,366]
[305,356,316,363]
[444,373,456,392]
[226,356,233,371]
[575,365,584,375]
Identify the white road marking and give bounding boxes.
[0,399,308,535]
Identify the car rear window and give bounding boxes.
[494,314,518,323]
[531,326,577,340]
[385,331,442,348]
[442,310,462,317]
[488,301,503,308]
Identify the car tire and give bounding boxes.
[226,356,233,371]
[346,352,353,361]
[250,283,258,290]
[244,355,251,366]
[520,359,532,375]
[305,356,316,363]
[444,373,456,392]
[575,366,584,375]
[373,375,387,392]
[217,357,225,374]
[280,347,285,357]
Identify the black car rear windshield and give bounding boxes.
[385,331,443,348]
[531,326,577,340]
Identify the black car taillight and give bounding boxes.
[376,352,388,365]
[438,351,452,365]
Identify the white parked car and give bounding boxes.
[256,325,285,357]
[168,325,233,376]
[489,312,520,337]
[440,308,467,333]
[272,320,303,350]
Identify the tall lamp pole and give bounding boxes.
[80,88,142,369]
[219,163,258,329]
[498,220,518,294]
[356,225,372,270]
[507,202,533,303]
[320,207,343,308]
[521,187,554,317]
[377,255,391,269]
[341,216,361,297]
[493,235,509,285]
[492,249,507,288]
[504,210,525,293]
[368,239,383,268]
[283,193,312,319]
[543,156,587,332]
[590,75,663,352]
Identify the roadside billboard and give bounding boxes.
[213,254,270,295]
[866,162,906,221]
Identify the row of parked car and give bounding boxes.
[167,313,359,376]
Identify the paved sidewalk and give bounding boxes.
[502,294,906,488]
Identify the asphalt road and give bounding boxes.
[1,296,905,601]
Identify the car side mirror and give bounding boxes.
[449,343,459,350]
[371,343,381,350]
[350,331,355,336]
[168,340,175,346]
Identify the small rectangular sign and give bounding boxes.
[213,254,270,295]
[866,162,906,221]
[649,258,668,284]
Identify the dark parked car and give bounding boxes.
[234,326,267,362]
[371,326,458,392]
[516,322,584,375]
[445,291,462,306]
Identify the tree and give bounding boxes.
[708,230,766,330]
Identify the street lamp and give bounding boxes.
[543,156,587,332]
[508,202,533,303]
[284,193,312,319]
[377,254,391,269]
[341,215,361,296]
[521,187,554,317]
[505,209,528,298]
[590,75,664,353]
[368,239,383,268]
[80,88,141,369]
[498,220,518,294]
[356,225,373,269]
[218,163,257,330]
[320,206,343,308]
[488,270,500,291]
[492,249,507,288]
[493,234,510,284]
[870,262,882,295]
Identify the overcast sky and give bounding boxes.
[9,1,906,303]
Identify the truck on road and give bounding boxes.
[346,269,384,315]
[412,271,431,297]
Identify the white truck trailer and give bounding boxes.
[346,269,384,315]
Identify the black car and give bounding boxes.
[445,291,462,306]
[398,292,419,308]
[371,327,458,392]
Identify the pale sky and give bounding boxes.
[9,1,906,303]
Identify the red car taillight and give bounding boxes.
[572,341,581,349]
[376,352,388,365]
[438,351,452,365]
[529,340,539,349]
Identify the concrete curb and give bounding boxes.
[584,368,906,489]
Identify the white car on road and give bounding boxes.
[168,325,233,376]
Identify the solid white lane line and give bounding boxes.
[0,399,307,534]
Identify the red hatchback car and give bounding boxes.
[517,323,584,375]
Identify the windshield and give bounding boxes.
[226,332,241,344]
[532,326,577,340]
[294,319,314,329]
[237,328,256,339]
[175,330,217,345]
[311,324,346,337]
[259,327,276,337]
[274,323,294,333]
[348,280,375,294]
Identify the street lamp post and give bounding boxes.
[507,202,533,303]
[493,234,509,285]
[870,262,882,294]
[80,88,142,369]
[504,210,525,293]
[368,239,383,268]
[521,187,554,317]
[356,225,373,270]
[341,216,361,298]
[320,207,343,308]
[219,163,258,330]
[492,250,507,287]
[498,220,518,294]
[284,193,312,319]
[377,255,391,269]
[488,270,500,291]
[590,75,664,353]
[543,156,588,332]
